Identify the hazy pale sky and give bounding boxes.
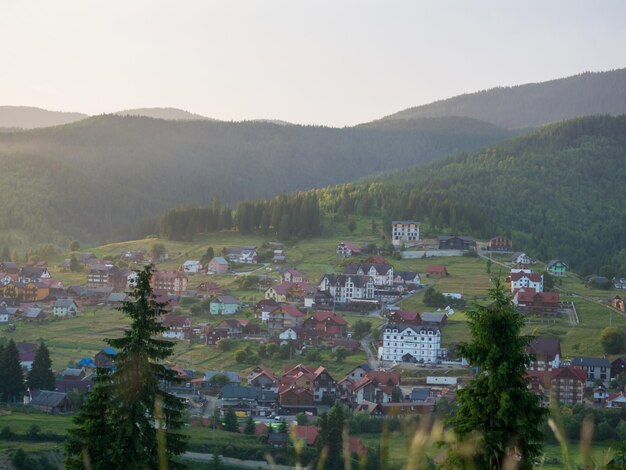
[2,1,625,127]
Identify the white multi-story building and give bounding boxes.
[509,271,543,293]
[380,324,441,363]
[344,263,394,287]
[318,274,375,304]
[391,221,420,246]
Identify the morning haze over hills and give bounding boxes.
[0,66,625,258]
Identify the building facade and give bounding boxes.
[380,324,441,363]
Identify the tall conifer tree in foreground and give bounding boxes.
[65,266,187,469]
[450,279,546,469]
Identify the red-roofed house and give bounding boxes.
[351,370,401,405]
[386,310,421,325]
[292,425,320,446]
[302,311,348,338]
[336,241,362,258]
[607,392,626,409]
[528,338,561,371]
[162,314,192,340]
[527,366,586,405]
[426,266,448,277]
[513,288,559,315]
[268,304,304,333]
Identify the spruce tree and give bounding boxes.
[223,407,239,433]
[317,404,345,469]
[0,339,24,408]
[27,342,55,391]
[66,266,187,469]
[65,369,114,470]
[243,414,256,435]
[450,279,547,469]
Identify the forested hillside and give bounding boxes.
[311,115,626,273]
[0,114,511,245]
[0,106,87,130]
[113,107,215,121]
[379,68,626,129]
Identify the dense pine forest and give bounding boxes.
[0,114,512,245]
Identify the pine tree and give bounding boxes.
[65,369,114,470]
[243,415,256,435]
[450,279,547,469]
[66,266,187,468]
[317,404,345,469]
[27,342,55,391]
[0,339,24,408]
[223,407,239,433]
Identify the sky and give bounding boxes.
[1,1,625,127]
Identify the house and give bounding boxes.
[52,298,79,317]
[571,357,612,387]
[611,356,626,379]
[345,364,373,382]
[613,277,626,289]
[336,241,362,258]
[264,281,308,303]
[437,236,474,251]
[94,347,117,368]
[106,292,129,306]
[182,260,202,274]
[607,392,626,409]
[87,265,126,291]
[513,288,560,315]
[267,304,304,333]
[280,268,305,284]
[162,314,192,340]
[318,274,375,304]
[409,388,430,403]
[511,252,536,265]
[210,295,240,315]
[391,221,420,247]
[386,310,421,325]
[151,270,188,296]
[215,319,256,337]
[207,257,229,274]
[351,370,401,405]
[126,271,138,289]
[22,307,45,321]
[345,263,394,287]
[527,366,586,406]
[255,299,279,324]
[279,386,314,407]
[205,328,230,346]
[302,311,348,338]
[27,390,75,414]
[0,307,10,323]
[380,324,442,363]
[509,271,543,293]
[420,312,448,328]
[546,260,568,277]
[528,338,561,371]
[292,425,320,447]
[281,364,337,403]
[426,265,448,278]
[393,271,421,287]
[486,236,512,252]
[224,246,258,264]
[248,368,279,389]
[19,266,51,283]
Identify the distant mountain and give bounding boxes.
[0,106,87,129]
[0,114,512,245]
[113,107,216,121]
[379,68,626,129]
[322,115,626,272]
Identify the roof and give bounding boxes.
[213,295,239,305]
[307,311,348,326]
[345,263,393,276]
[162,314,190,328]
[30,390,70,408]
[384,323,441,335]
[275,304,304,318]
[572,356,611,368]
[437,235,473,242]
[547,260,567,268]
[510,271,543,283]
[411,387,429,401]
[210,256,229,265]
[292,425,319,446]
[221,384,258,400]
[529,338,561,361]
[390,310,421,323]
[53,298,76,308]
[338,241,361,253]
[320,273,373,288]
[551,366,587,382]
[392,220,420,225]
[426,265,447,273]
[419,312,447,324]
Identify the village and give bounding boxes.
[1,220,626,464]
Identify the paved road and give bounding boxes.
[361,333,379,370]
